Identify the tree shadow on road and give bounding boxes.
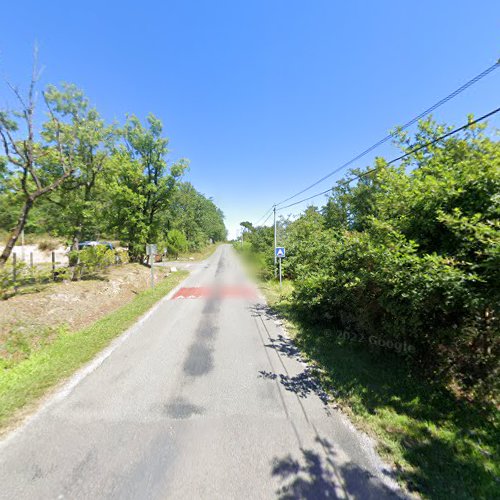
[251,301,500,498]
[258,369,331,405]
[272,436,403,499]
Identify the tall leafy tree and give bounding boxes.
[36,84,116,246]
[0,67,84,265]
[106,114,187,258]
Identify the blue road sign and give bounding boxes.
[275,247,285,258]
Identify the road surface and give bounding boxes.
[0,245,403,499]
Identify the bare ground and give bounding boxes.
[0,264,173,354]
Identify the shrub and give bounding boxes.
[165,229,188,259]
[248,120,500,399]
[69,245,115,280]
[115,249,129,264]
[37,239,59,252]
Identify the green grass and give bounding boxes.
[260,279,500,500]
[0,270,188,431]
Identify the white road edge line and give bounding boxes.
[0,267,199,448]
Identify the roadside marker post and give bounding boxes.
[51,251,56,281]
[146,244,158,289]
[275,247,285,288]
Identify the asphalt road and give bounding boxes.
[0,245,404,499]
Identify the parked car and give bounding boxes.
[78,241,115,250]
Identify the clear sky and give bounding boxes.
[1,1,499,238]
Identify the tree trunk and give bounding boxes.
[0,197,34,266]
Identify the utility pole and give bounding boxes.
[273,205,277,278]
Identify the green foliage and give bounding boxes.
[165,229,188,258]
[36,84,117,246]
[107,114,188,259]
[68,245,115,280]
[115,249,129,264]
[236,223,275,279]
[246,117,500,401]
[271,291,500,499]
[0,76,226,265]
[253,119,500,496]
[167,182,227,250]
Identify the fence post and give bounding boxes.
[29,251,34,284]
[13,253,17,294]
[52,251,56,281]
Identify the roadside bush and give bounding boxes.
[115,249,129,264]
[37,239,59,252]
[69,245,115,279]
[248,119,500,400]
[291,221,499,398]
[165,229,188,258]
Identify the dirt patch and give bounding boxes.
[0,264,172,339]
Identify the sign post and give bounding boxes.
[146,244,158,288]
[275,247,285,288]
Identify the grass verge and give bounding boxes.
[0,270,188,433]
[259,278,500,500]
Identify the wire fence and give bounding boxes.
[1,248,129,299]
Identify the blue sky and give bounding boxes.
[1,1,499,238]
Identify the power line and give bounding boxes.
[260,210,274,226]
[275,60,500,207]
[254,205,275,226]
[277,106,500,211]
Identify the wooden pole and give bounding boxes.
[13,253,17,293]
[30,252,34,284]
[52,251,56,281]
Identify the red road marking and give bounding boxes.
[172,287,211,299]
[172,286,257,300]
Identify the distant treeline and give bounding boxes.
[0,81,226,264]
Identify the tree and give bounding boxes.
[112,114,187,259]
[240,221,254,232]
[39,84,116,247]
[0,64,82,265]
[161,182,226,250]
[124,114,187,238]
